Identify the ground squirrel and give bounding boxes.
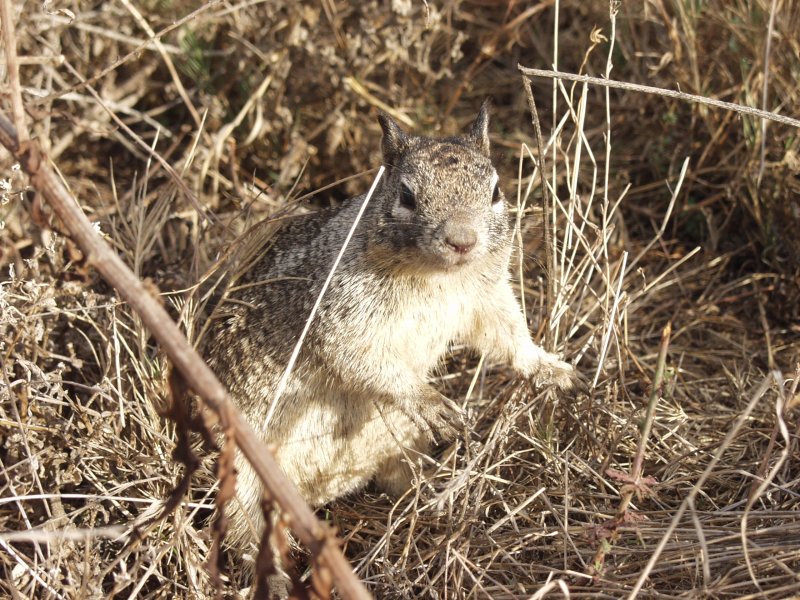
[204,102,575,556]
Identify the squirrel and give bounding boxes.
[203,102,575,558]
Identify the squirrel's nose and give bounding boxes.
[444,226,478,255]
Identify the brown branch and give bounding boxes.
[0,112,371,600]
[518,66,800,129]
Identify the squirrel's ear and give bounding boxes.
[468,100,491,156]
[378,111,409,164]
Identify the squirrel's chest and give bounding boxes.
[374,281,478,371]
[324,271,485,374]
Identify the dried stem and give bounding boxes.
[265,166,384,428]
[757,0,779,184]
[621,321,671,515]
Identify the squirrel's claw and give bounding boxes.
[404,393,464,443]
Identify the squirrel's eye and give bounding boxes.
[400,183,417,210]
[491,183,501,204]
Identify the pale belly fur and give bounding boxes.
[272,391,419,506]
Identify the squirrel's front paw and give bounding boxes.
[515,340,576,390]
[530,352,576,390]
[418,394,465,442]
[514,340,577,390]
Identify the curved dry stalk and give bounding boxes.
[522,75,555,353]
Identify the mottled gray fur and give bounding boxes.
[204,104,574,559]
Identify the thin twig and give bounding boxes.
[0,525,127,543]
[119,0,202,128]
[741,371,789,594]
[625,158,688,276]
[518,67,800,129]
[522,76,555,353]
[592,251,627,388]
[0,538,65,599]
[56,58,217,225]
[756,286,775,370]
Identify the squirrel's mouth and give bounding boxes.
[429,243,483,270]
[366,242,483,275]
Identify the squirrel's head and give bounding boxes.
[374,101,510,273]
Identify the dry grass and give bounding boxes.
[2,0,799,598]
